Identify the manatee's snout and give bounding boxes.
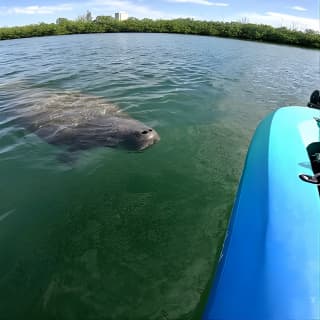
[138,127,160,150]
[112,117,160,151]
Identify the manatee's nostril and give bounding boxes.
[141,130,148,134]
[148,129,152,132]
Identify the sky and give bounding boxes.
[0,0,319,31]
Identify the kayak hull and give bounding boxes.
[203,106,320,320]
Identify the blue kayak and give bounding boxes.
[203,106,320,320]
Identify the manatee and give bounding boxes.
[7,88,160,152]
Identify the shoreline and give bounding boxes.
[1,18,319,49]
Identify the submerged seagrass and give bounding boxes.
[8,87,160,152]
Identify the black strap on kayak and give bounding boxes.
[313,117,320,130]
[299,173,320,184]
[308,90,320,109]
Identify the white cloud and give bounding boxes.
[290,6,307,12]
[4,4,73,15]
[87,0,191,19]
[87,0,167,18]
[234,11,319,31]
[0,0,172,19]
[168,0,229,7]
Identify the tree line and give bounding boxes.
[0,14,319,49]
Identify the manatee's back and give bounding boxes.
[5,86,126,149]
[12,89,120,127]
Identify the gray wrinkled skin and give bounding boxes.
[9,89,160,152]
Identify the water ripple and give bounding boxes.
[0,33,319,320]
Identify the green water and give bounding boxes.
[0,33,319,319]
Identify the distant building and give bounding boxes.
[115,12,128,21]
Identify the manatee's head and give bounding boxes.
[67,116,160,151]
[117,118,160,151]
[95,117,160,151]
